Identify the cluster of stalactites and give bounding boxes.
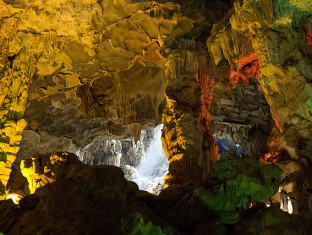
[0,53,33,197]
[208,0,312,160]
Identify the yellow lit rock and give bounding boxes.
[6,191,25,204]
[20,152,81,194]
[208,0,312,158]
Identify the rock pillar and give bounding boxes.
[162,40,218,185]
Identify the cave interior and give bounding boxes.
[1,0,312,234]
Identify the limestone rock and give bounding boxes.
[162,40,218,183]
[150,185,214,233]
[208,0,312,159]
[0,152,176,235]
[0,1,311,233]
[194,151,283,224]
[210,78,273,157]
[20,152,83,194]
[233,206,311,234]
[0,0,208,191]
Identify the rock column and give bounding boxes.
[162,40,218,185]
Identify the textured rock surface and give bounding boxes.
[1,152,310,234]
[0,0,233,193]
[233,206,311,234]
[0,152,176,235]
[150,185,214,233]
[194,151,282,224]
[0,0,312,233]
[210,78,273,157]
[20,152,83,194]
[271,164,312,221]
[162,40,218,184]
[208,0,312,160]
[0,0,179,192]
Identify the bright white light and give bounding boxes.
[6,193,23,204]
[287,196,293,214]
[75,124,169,195]
[131,124,168,195]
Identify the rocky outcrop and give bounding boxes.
[0,152,176,235]
[194,151,283,224]
[233,206,311,234]
[208,0,312,160]
[1,151,311,234]
[210,78,274,157]
[161,40,218,184]
[151,185,215,233]
[19,152,84,194]
[76,137,123,166]
[75,125,157,168]
[270,163,312,221]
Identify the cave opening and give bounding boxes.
[210,78,275,159]
[214,137,245,156]
[76,124,168,195]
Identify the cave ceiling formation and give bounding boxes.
[0,0,235,193]
[0,0,312,233]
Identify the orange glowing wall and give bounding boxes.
[307,22,312,50]
[229,53,260,88]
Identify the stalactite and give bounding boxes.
[76,137,122,166]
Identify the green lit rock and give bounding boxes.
[194,151,283,224]
[233,206,312,234]
[123,213,174,235]
[208,0,312,159]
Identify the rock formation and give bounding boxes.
[0,152,176,235]
[1,0,312,234]
[194,151,282,224]
[208,0,312,160]
[161,40,218,184]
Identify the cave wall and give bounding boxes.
[210,78,274,157]
[161,40,218,183]
[0,0,209,195]
[0,0,236,195]
[208,0,312,159]
[0,0,311,199]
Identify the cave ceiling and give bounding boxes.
[0,0,312,198]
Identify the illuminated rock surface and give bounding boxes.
[0,0,312,233]
[208,0,312,160]
[162,40,218,184]
[0,152,176,235]
[210,78,274,157]
[194,151,283,224]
